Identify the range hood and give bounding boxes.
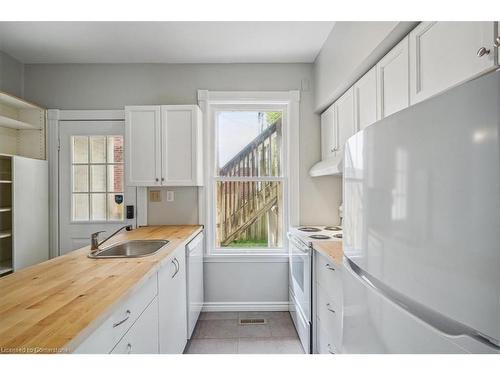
[309,154,343,177]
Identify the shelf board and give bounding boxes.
[0,114,39,130]
[0,230,12,239]
[0,91,43,110]
[0,207,11,212]
[0,260,13,276]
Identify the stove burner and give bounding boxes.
[298,227,321,232]
[333,233,343,239]
[309,234,331,240]
[325,226,342,231]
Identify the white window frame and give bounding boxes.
[198,90,300,258]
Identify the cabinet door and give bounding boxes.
[410,22,497,104]
[158,247,188,354]
[160,105,203,186]
[334,87,355,156]
[377,37,410,120]
[354,66,377,131]
[125,106,161,186]
[111,298,159,354]
[320,103,336,160]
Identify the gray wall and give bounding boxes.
[314,21,418,112]
[23,62,341,308]
[0,51,24,97]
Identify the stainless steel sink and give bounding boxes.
[88,240,169,259]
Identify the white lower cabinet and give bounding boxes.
[111,298,159,354]
[158,246,188,354]
[75,240,194,354]
[314,252,343,354]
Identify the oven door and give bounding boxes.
[288,233,312,321]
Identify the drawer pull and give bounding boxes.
[328,344,335,354]
[326,303,336,314]
[325,263,335,271]
[126,343,132,354]
[113,309,131,328]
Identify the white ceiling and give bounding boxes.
[0,22,335,64]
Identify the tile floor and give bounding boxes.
[185,311,305,354]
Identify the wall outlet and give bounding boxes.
[166,190,175,202]
[150,190,161,202]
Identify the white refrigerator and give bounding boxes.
[342,70,500,354]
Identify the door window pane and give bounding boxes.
[215,181,283,248]
[73,194,89,221]
[90,193,106,221]
[73,136,88,163]
[90,136,106,163]
[73,165,88,192]
[108,194,124,221]
[71,135,124,222]
[90,165,106,192]
[107,136,124,163]
[217,111,282,177]
[107,164,124,192]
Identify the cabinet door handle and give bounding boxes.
[161,177,165,182]
[328,344,335,354]
[495,36,500,48]
[171,258,179,278]
[326,303,336,314]
[113,309,131,328]
[126,343,132,354]
[155,178,159,182]
[477,47,490,57]
[325,263,335,271]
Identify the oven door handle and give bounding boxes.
[287,233,311,254]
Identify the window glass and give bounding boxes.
[71,135,125,221]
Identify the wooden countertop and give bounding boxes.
[311,239,343,265]
[0,225,202,354]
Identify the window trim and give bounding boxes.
[198,90,300,258]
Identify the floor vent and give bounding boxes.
[239,318,267,325]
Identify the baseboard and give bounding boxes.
[202,301,289,312]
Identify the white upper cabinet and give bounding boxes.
[320,103,336,160]
[334,87,355,155]
[125,106,161,186]
[353,66,377,131]
[377,36,410,120]
[125,105,203,187]
[160,105,203,186]
[409,22,497,104]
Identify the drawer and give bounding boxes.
[316,282,342,350]
[317,319,338,354]
[111,297,159,354]
[75,274,158,353]
[315,252,342,302]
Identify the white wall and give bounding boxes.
[23,62,341,308]
[314,21,418,112]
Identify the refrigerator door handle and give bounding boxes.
[344,257,500,350]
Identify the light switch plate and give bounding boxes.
[150,190,161,202]
[166,190,175,202]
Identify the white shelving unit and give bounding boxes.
[0,154,48,277]
[0,91,46,160]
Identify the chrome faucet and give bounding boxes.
[90,225,133,252]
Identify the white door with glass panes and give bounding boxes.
[59,121,136,254]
